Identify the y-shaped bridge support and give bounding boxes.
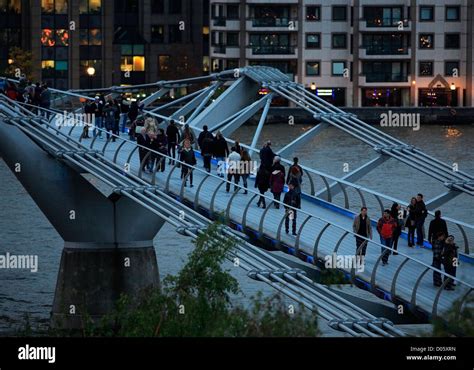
[0,120,165,329]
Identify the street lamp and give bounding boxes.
[310,82,316,91]
[450,82,456,91]
[7,58,13,65]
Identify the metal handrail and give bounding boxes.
[5,97,472,295]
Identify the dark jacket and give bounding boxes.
[260,146,275,169]
[180,148,197,166]
[213,137,229,158]
[413,200,428,221]
[255,167,270,192]
[353,214,373,239]
[198,131,214,156]
[428,218,448,244]
[136,133,151,155]
[151,134,168,154]
[287,164,303,184]
[166,124,181,144]
[283,189,301,210]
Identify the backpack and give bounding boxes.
[381,221,393,239]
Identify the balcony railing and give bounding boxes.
[364,45,409,55]
[212,17,226,27]
[250,17,296,27]
[365,18,409,28]
[249,45,296,55]
[365,73,408,82]
[213,44,226,54]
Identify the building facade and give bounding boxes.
[0,0,210,90]
[209,0,474,107]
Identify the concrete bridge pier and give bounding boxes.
[0,121,165,329]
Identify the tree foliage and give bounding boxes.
[84,222,319,337]
[4,47,34,81]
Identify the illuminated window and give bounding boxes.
[121,44,145,72]
[80,59,102,76]
[80,28,101,45]
[41,60,55,69]
[120,56,133,72]
[80,0,101,14]
[41,0,67,13]
[158,55,170,71]
[56,29,69,46]
[202,56,210,72]
[55,60,68,70]
[41,29,55,47]
[0,0,21,13]
[133,56,145,71]
[202,26,209,36]
[419,34,434,49]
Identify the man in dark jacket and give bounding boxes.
[213,131,229,177]
[428,210,449,245]
[197,125,214,172]
[180,139,197,187]
[283,181,301,235]
[414,193,428,246]
[260,141,275,170]
[352,207,373,256]
[166,119,181,164]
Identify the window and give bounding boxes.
[169,0,181,14]
[419,6,434,21]
[226,32,239,47]
[419,61,433,76]
[79,28,101,45]
[419,34,434,49]
[227,4,239,19]
[120,44,145,72]
[306,61,320,76]
[80,0,101,14]
[168,25,182,43]
[80,59,102,76]
[151,25,164,43]
[227,59,239,70]
[41,0,67,13]
[332,33,347,49]
[363,6,403,27]
[332,6,347,21]
[41,29,69,47]
[0,0,20,13]
[306,6,320,21]
[151,0,164,13]
[158,55,170,72]
[446,6,460,21]
[306,33,320,49]
[445,61,459,77]
[445,33,460,49]
[332,61,346,76]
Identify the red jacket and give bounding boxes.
[270,170,285,193]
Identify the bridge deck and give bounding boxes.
[69,130,474,317]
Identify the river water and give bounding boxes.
[0,123,473,334]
